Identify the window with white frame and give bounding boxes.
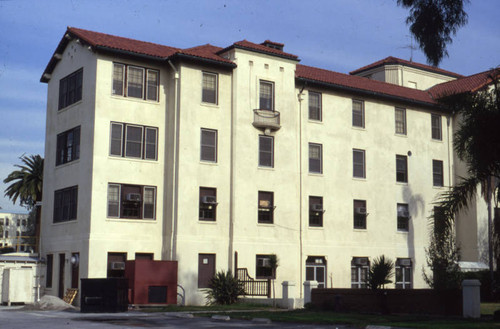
[259,135,274,167]
[395,258,412,289]
[259,80,274,111]
[308,91,322,121]
[431,114,442,140]
[110,123,157,160]
[202,72,218,104]
[397,203,410,231]
[351,257,369,288]
[112,63,159,101]
[395,107,407,135]
[433,160,444,187]
[200,128,217,162]
[309,143,322,174]
[353,149,366,178]
[107,183,156,220]
[352,99,365,128]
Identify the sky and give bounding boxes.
[0,0,498,214]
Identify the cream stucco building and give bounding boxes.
[39,27,490,305]
[0,212,29,252]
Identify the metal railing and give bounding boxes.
[237,268,271,298]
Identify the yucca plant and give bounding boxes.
[205,270,244,305]
[368,255,394,290]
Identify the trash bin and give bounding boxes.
[80,278,128,313]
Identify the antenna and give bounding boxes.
[398,35,417,62]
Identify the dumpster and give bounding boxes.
[80,278,128,313]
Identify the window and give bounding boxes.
[107,252,126,278]
[352,100,365,128]
[107,183,156,220]
[397,203,410,231]
[351,257,369,288]
[309,143,322,174]
[256,255,275,279]
[395,258,412,289]
[431,114,442,140]
[59,68,83,110]
[259,135,274,167]
[305,256,326,288]
[202,72,218,104]
[396,155,408,183]
[199,187,217,221]
[433,206,446,238]
[110,123,157,160]
[309,92,322,121]
[53,186,78,223]
[112,63,159,101]
[200,128,217,162]
[46,254,53,288]
[259,80,274,111]
[395,107,407,135]
[433,160,444,187]
[309,196,323,227]
[258,191,274,224]
[353,149,365,178]
[353,200,367,229]
[56,126,80,166]
[198,254,216,288]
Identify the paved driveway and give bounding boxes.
[0,309,358,329]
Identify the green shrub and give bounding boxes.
[205,270,245,305]
[368,255,394,290]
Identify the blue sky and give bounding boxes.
[0,0,498,213]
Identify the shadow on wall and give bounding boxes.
[402,186,425,267]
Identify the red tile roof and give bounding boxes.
[296,64,438,106]
[219,40,299,61]
[428,68,500,99]
[350,56,463,79]
[177,44,233,65]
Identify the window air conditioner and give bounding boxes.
[355,207,367,215]
[398,210,410,218]
[398,259,412,267]
[201,196,217,204]
[311,204,323,212]
[126,193,141,202]
[257,258,271,267]
[109,262,125,270]
[354,258,368,266]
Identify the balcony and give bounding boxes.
[252,109,281,132]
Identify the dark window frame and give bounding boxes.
[353,149,366,178]
[58,68,83,110]
[112,62,159,102]
[352,99,365,128]
[56,126,80,166]
[200,128,218,162]
[107,183,156,220]
[308,91,322,121]
[46,254,53,288]
[397,203,410,231]
[202,71,218,104]
[258,191,274,224]
[309,143,323,174]
[256,254,275,279]
[431,114,442,140]
[109,122,158,161]
[259,135,274,168]
[53,186,78,223]
[309,196,323,227]
[353,199,367,229]
[433,160,444,187]
[396,155,408,183]
[199,187,217,221]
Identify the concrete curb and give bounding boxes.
[252,317,272,324]
[211,315,230,321]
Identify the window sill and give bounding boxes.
[396,182,409,186]
[201,102,219,109]
[308,119,323,124]
[308,226,324,230]
[51,220,77,226]
[353,228,367,232]
[108,155,159,164]
[258,166,275,171]
[308,172,323,177]
[199,220,217,225]
[351,126,366,131]
[395,133,408,138]
[110,94,160,105]
[55,159,81,169]
[257,222,274,226]
[397,230,409,234]
[58,100,83,113]
[352,177,366,181]
[200,161,218,166]
[431,138,443,143]
[432,185,444,190]
[106,218,157,223]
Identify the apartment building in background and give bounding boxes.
[39,27,491,304]
[0,212,29,251]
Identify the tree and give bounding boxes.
[368,255,394,290]
[3,154,44,252]
[433,72,500,292]
[268,254,279,307]
[397,0,468,66]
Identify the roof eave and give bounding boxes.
[219,44,300,62]
[172,53,236,69]
[350,62,462,79]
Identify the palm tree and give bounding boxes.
[435,72,500,292]
[368,255,394,290]
[3,154,44,252]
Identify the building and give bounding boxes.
[39,27,491,305]
[0,212,29,252]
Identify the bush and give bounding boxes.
[368,255,394,290]
[205,270,245,305]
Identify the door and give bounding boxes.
[305,256,326,288]
[198,253,215,288]
[58,253,65,298]
[71,253,79,289]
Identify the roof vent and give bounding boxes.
[261,40,284,51]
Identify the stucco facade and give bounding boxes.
[39,28,488,305]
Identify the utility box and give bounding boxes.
[1,268,32,305]
[80,278,128,313]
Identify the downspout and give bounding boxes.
[297,84,305,298]
[228,69,235,271]
[446,115,452,188]
[168,60,180,261]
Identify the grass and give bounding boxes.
[139,302,272,313]
[481,303,500,315]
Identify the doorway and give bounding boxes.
[305,256,326,288]
[58,253,65,298]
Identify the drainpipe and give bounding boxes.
[297,85,305,298]
[168,60,180,261]
[228,69,235,271]
[446,116,452,188]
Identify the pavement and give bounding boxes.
[0,306,370,329]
